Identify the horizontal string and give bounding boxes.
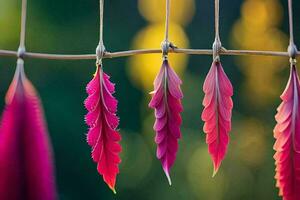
[0,48,299,61]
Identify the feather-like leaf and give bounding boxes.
[274,64,300,200]
[149,60,183,185]
[201,61,233,176]
[85,64,122,193]
[0,60,57,200]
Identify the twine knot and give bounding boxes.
[213,38,222,62]
[161,40,170,58]
[17,46,26,59]
[288,43,298,60]
[161,40,177,60]
[96,43,106,64]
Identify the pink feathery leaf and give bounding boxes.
[201,61,233,177]
[149,59,183,185]
[84,64,122,193]
[274,64,300,200]
[0,60,57,200]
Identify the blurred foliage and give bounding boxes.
[0,0,300,199]
[138,0,195,25]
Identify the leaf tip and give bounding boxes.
[163,169,172,186]
[212,169,218,178]
[212,162,221,177]
[108,184,117,194]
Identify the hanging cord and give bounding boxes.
[96,0,105,65]
[18,0,27,60]
[287,0,297,65]
[212,0,222,62]
[15,0,28,80]
[161,0,176,60]
[164,0,170,42]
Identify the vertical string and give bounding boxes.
[17,0,28,79]
[162,0,171,59]
[99,0,104,47]
[164,0,170,42]
[214,0,220,41]
[96,0,105,64]
[288,0,294,46]
[287,0,297,62]
[18,0,27,56]
[213,0,221,61]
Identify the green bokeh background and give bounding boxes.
[0,0,300,199]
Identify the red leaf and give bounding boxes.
[201,61,233,176]
[85,65,122,193]
[0,61,57,200]
[149,60,183,185]
[274,64,300,200]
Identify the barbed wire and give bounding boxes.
[0,0,299,62]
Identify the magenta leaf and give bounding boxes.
[274,64,300,200]
[84,64,122,193]
[201,61,233,176]
[149,59,183,185]
[0,61,57,200]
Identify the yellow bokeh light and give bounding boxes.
[231,0,288,106]
[138,0,195,25]
[241,0,282,28]
[127,23,189,91]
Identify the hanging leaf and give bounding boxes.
[85,64,122,193]
[149,59,183,185]
[274,64,300,200]
[0,60,57,200]
[201,61,233,176]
